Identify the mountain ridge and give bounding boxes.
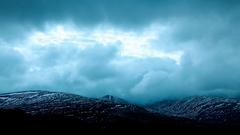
[148,96,240,123]
[1,90,240,131]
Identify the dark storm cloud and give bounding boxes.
[0,0,239,41]
[0,0,239,29]
[1,0,240,103]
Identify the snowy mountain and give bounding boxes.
[1,91,240,131]
[0,90,147,122]
[148,96,240,123]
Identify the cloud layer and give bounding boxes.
[0,0,240,103]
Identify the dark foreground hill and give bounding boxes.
[0,91,239,132]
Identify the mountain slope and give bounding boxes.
[148,96,240,123]
[1,91,240,131]
[0,90,148,123]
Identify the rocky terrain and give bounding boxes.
[0,90,196,131]
[0,90,240,132]
[0,91,147,123]
[148,96,240,124]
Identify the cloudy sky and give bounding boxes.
[0,0,240,103]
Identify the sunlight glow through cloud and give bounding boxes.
[27,24,184,64]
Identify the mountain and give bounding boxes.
[1,91,240,132]
[0,90,147,120]
[147,96,240,124]
[0,90,197,132]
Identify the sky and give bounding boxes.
[0,0,240,103]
